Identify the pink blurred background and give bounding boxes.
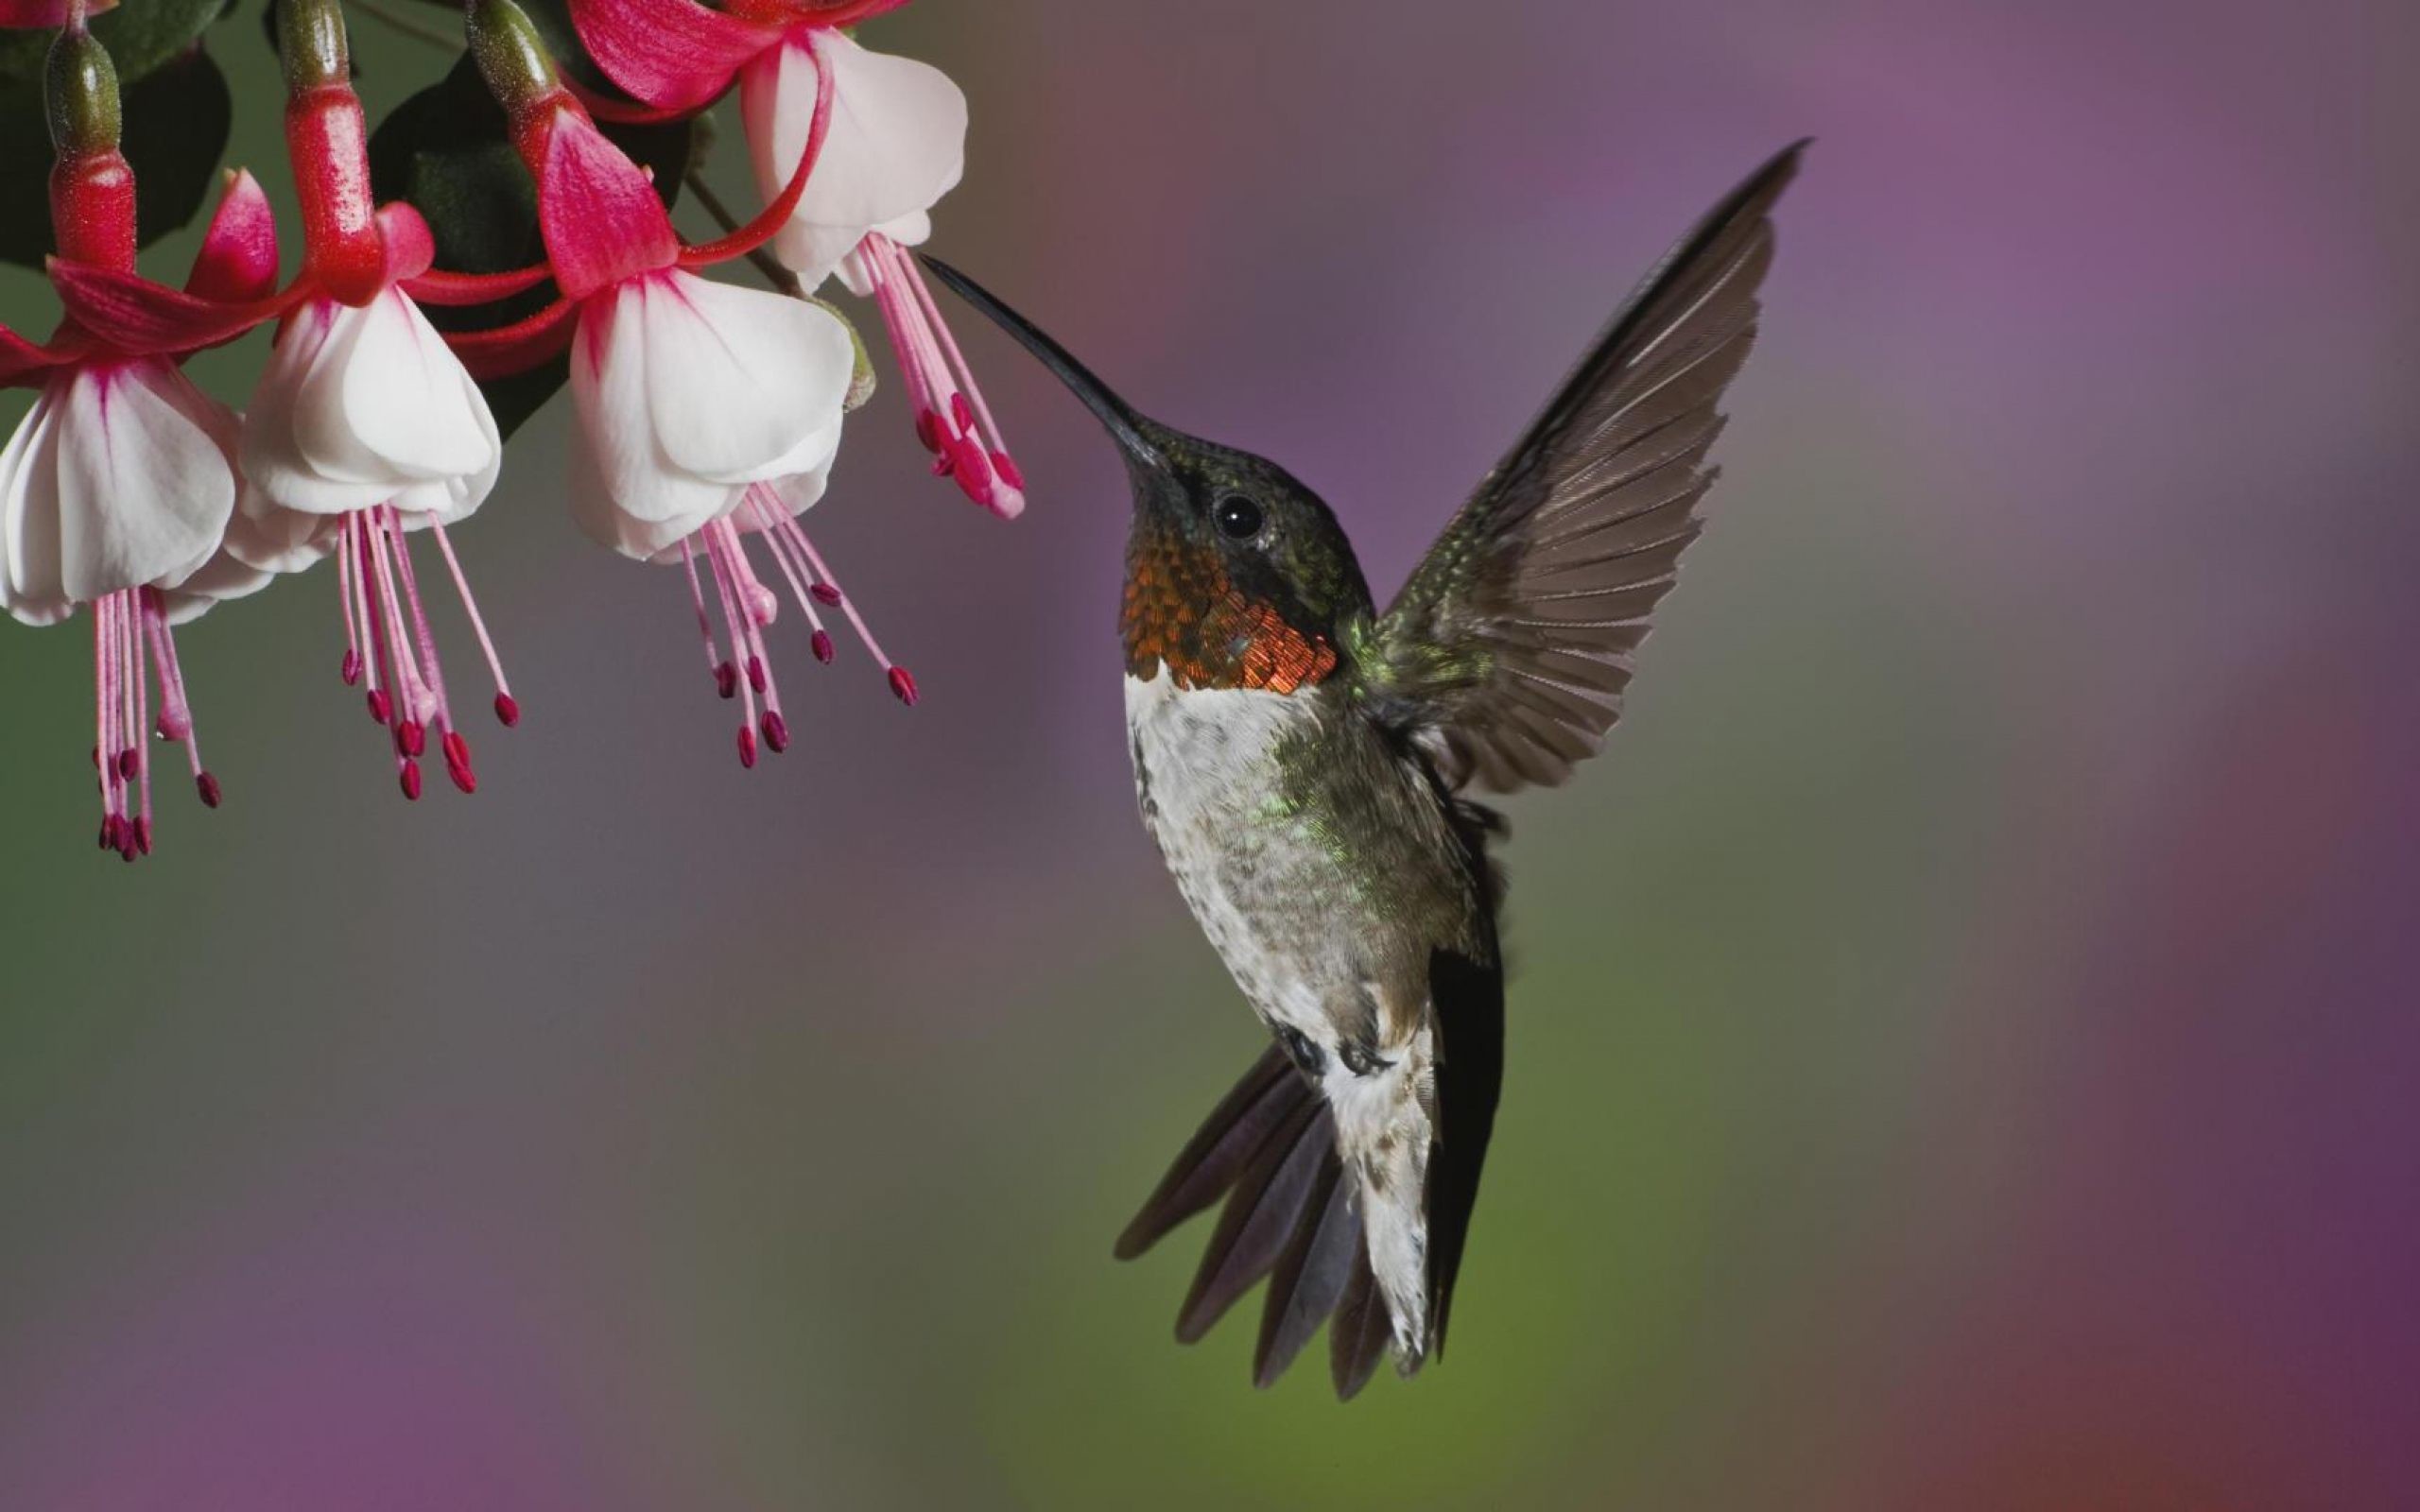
[2,0,2416,1504]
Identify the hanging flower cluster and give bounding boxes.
[0,0,1016,857]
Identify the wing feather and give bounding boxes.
[1365,142,1805,793]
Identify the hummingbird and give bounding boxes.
[923,141,1803,1399]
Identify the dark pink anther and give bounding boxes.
[99,816,121,851]
[197,772,222,808]
[914,408,945,454]
[993,451,1026,490]
[368,688,392,725]
[341,649,363,687]
[89,745,99,770]
[445,732,477,796]
[811,583,842,608]
[932,450,957,479]
[888,667,920,707]
[133,817,152,856]
[762,711,789,753]
[119,832,138,863]
[951,391,977,434]
[747,656,768,695]
[400,761,424,801]
[950,438,996,499]
[737,726,758,770]
[397,720,428,759]
[715,662,739,700]
[493,693,521,728]
[811,629,836,664]
[116,749,137,782]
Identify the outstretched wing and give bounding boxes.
[1363,142,1805,793]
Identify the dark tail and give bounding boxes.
[1116,1046,1395,1399]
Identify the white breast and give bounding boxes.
[1124,668,1331,1038]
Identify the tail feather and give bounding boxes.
[1253,1153,1360,1387]
[1115,1045,1298,1261]
[1329,1240,1394,1400]
[1121,1046,1403,1398]
[1175,1096,1332,1342]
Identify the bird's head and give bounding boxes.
[922,257,1371,693]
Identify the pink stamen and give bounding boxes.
[680,538,737,700]
[88,588,217,861]
[428,521,515,725]
[651,489,924,764]
[329,506,514,798]
[860,233,1026,519]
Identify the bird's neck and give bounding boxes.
[1121,535,1340,695]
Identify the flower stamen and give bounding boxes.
[858,233,1024,520]
[90,587,216,860]
[337,506,512,799]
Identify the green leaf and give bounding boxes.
[0,43,232,271]
[367,53,692,439]
[0,0,233,94]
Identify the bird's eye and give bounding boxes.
[1213,496,1264,540]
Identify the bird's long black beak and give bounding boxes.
[918,254,1165,469]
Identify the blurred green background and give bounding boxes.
[4,1,2417,1506]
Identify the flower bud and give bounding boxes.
[44,24,121,160]
[466,0,562,123]
[275,0,351,91]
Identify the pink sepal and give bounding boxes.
[0,0,115,25]
[677,35,833,270]
[406,265,556,307]
[0,323,89,388]
[46,261,298,357]
[535,108,682,301]
[373,201,439,284]
[185,170,280,304]
[388,197,558,305]
[444,296,579,381]
[563,75,704,127]
[568,0,781,113]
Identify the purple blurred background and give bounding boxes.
[2,0,2416,1505]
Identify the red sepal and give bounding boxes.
[46,261,298,357]
[373,201,439,284]
[44,170,292,356]
[185,170,281,304]
[0,324,89,388]
[567,0,781,113]
[443,296,579,380]
[677,34,833,270]
[0,0,116,26]
[532,105,682,300]
[406,265,558,307]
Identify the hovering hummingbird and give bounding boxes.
[924,141,1803,1399]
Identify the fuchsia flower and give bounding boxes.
[571,0,1023,518]
[54,0,525,799]
[463,0,915,766]
[0,25,287,858]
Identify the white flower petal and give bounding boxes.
[339,289,500,490]
[570,281,740,529]
[57,361,234,605]
[565,420,718,561]
[744,31,968,287]
[242,293,502,520]
[0,379,72,626]
[638,272,853,485]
